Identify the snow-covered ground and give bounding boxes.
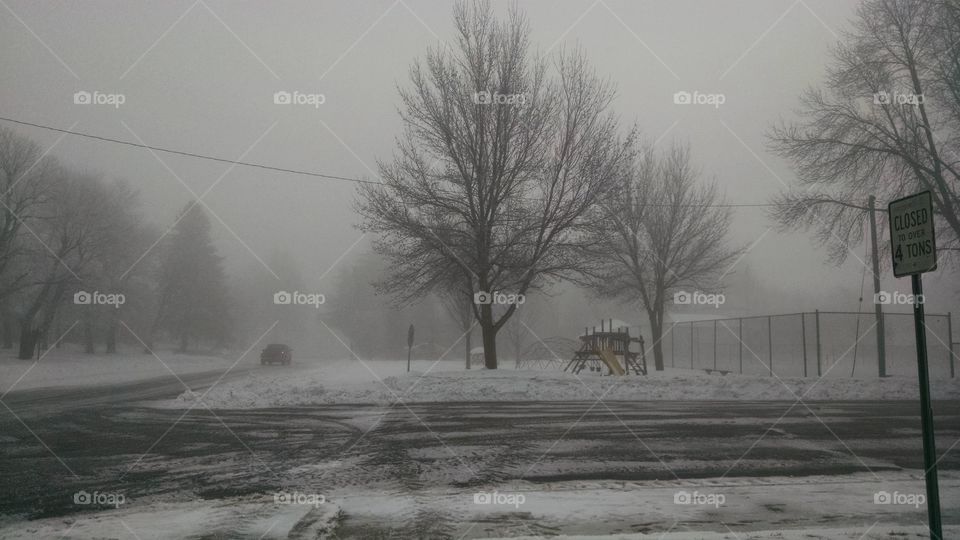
[492,527,959,539]
[0,348,235,394]
[1,470,951,539]
[161,358,960,408]
[329,470,958,538]
[0,496,340,539]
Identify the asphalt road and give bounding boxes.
[0,374,958,537]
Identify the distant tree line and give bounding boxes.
[0,126,232,359]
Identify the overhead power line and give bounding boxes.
[0,116,381,187]
[0,115,778,208]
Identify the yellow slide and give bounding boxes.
[597,348,625,376]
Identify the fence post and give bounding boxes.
[801,313,808,378]
[768,316,773,377]
[671,324,675,368]
[713,319,718,370]
[949,312,955,379]
[738,318,743,374]
[815,309,822,377]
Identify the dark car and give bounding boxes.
[260,343,292,366]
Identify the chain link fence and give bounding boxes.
[665,311,956,379]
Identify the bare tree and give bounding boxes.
[15,172,131,358]
[769,0,960,262]
[357,1,634,369]
[585,142,740,371]
[0,127,56,301]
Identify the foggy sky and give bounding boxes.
[1,0,955,319]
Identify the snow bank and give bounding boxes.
[0,348,234,394]
[162,359,960,408]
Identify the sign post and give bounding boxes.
[888,191,941,539]
[407,324,415,373]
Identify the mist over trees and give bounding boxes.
[0,126,235,358]
[769,0,960,263]
[149,203,232,353]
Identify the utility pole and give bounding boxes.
[868,196,887,377]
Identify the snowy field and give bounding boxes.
[162,358,960,408]
[0,348,235,394]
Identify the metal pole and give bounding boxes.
[815,310,822,377]
[868,196,887,377]
[738,318,743,374]
[713,319,718,370]
[911,274,942,539]
[801,313,808,377]
[948,312,955,379]
[768,316,773,377]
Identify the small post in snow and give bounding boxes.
[407,324,415,373]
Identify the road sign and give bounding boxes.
[887,190,942,539]
[888,191,937,277]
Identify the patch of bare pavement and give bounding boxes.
[0,379,958,537]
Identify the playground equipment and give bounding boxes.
[564,319,647,375]
[516,337,579,370]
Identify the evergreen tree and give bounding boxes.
[153,203,231,352]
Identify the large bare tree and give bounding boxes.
[357,1,634,368]
[585,142,740,371]
[769,0,960,262]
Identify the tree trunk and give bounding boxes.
[17,322,37,360]
[2,317,13,349]
[84,320,95,354]
[464,328,471,370]
[648,307,665,371]
[105,318,117,353]
[480,303,498,369]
